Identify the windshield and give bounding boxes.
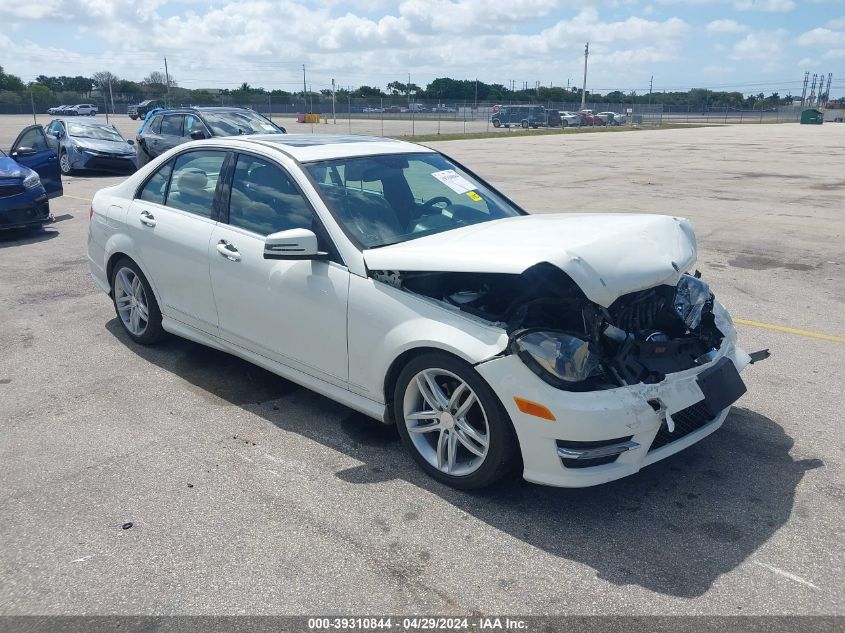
[305,152,523,249]
[67,123,124,142]
[201,111,283,136]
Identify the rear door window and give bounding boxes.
[165,151,226,218]
[138,160,174,205]
[160,115,183,137]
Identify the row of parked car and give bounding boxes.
[46,104,99,116]
[0,106,286,231]
[491,105,627,129]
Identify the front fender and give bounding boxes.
[347,274,508,402]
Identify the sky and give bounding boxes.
[1,0,843,97]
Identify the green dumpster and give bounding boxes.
[800,109,823,125]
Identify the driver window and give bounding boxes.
[228,154,314,236]
[17,128,50,152]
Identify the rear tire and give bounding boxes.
[492,119,501,128]
[110,258,166,345]
[129,115,138,121]
[521,120,529,129]
[393,352,519,489]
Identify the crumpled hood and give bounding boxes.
[72,137,134,154]
[363,213,697,307]
[0,156,33,180]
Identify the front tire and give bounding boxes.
[492,119,501,128]
[111,258,165,345]
[59,151,72,175]
[393,352,519,489]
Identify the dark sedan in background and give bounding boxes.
[1,131,63,230]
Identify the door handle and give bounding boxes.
[139,210,156,227]
[216,240,241,262]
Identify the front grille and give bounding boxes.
[86,156,135,172]
[649,400,716,452]
[0,184,25,199]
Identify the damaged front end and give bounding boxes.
[371,263,731,392]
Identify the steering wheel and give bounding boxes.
[422,196,453,211]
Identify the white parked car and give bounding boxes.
[72,103,98,116]
[597,111,626,126]
[559,111,582,127]
[87,134,758,489]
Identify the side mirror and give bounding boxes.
[12,146,37,157]
[264,228,328,261]
[190,129,207,140]
[126,139,135,146]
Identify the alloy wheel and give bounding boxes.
[59,152,71,174]
[402,368,490,476]
[114,267,150,336]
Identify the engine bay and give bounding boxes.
[371,262,726,389]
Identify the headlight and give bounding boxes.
[22,172,41,189]
[674,274,711,330]
[513,330,601,387]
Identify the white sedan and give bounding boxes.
[87,134,756,489]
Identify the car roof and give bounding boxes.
[196,134,433,162]
[56,118,114,128]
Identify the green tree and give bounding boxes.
[0,66,26,93]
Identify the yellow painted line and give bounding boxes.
[734,318,845,344]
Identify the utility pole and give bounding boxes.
[302,64,307,112]
[164,56,170,107]
[408,72,412,110]
[824,73,833,104]
[474,78,478,110]
[648,75,653,106]
[29,86,36,125]
[580,42,589,110]
[809,74,817,106]
[108,77,115,117]
[800,71,809,106]
[332,78,336,124]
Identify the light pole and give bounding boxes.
[580,42,589,110]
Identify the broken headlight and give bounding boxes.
[513,330,601,387]
[674,274,711,330]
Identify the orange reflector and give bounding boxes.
[513,397,556,421]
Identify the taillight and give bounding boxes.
[89,205,94,220]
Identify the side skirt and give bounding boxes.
[161,316,387,422]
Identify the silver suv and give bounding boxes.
[72,104,98,116]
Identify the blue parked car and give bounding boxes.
[1,125,63,230]
[44,118,138,175]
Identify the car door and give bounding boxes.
[208,152,350,387]
[9,125,63,199]
[157,114,186,154]
[128,149,227,336]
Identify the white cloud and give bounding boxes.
[827,16,845,29]
[796,27,845,47]
[734,0,795,11]
[706,19,748,33]
[730,29,789,61]
[704,65,736,74]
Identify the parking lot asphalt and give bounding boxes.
[0,121,842,616]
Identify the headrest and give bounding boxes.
[178,169,207,192]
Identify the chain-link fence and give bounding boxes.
[0,91,805,137]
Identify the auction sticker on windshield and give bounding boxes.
[432,169,475,194]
